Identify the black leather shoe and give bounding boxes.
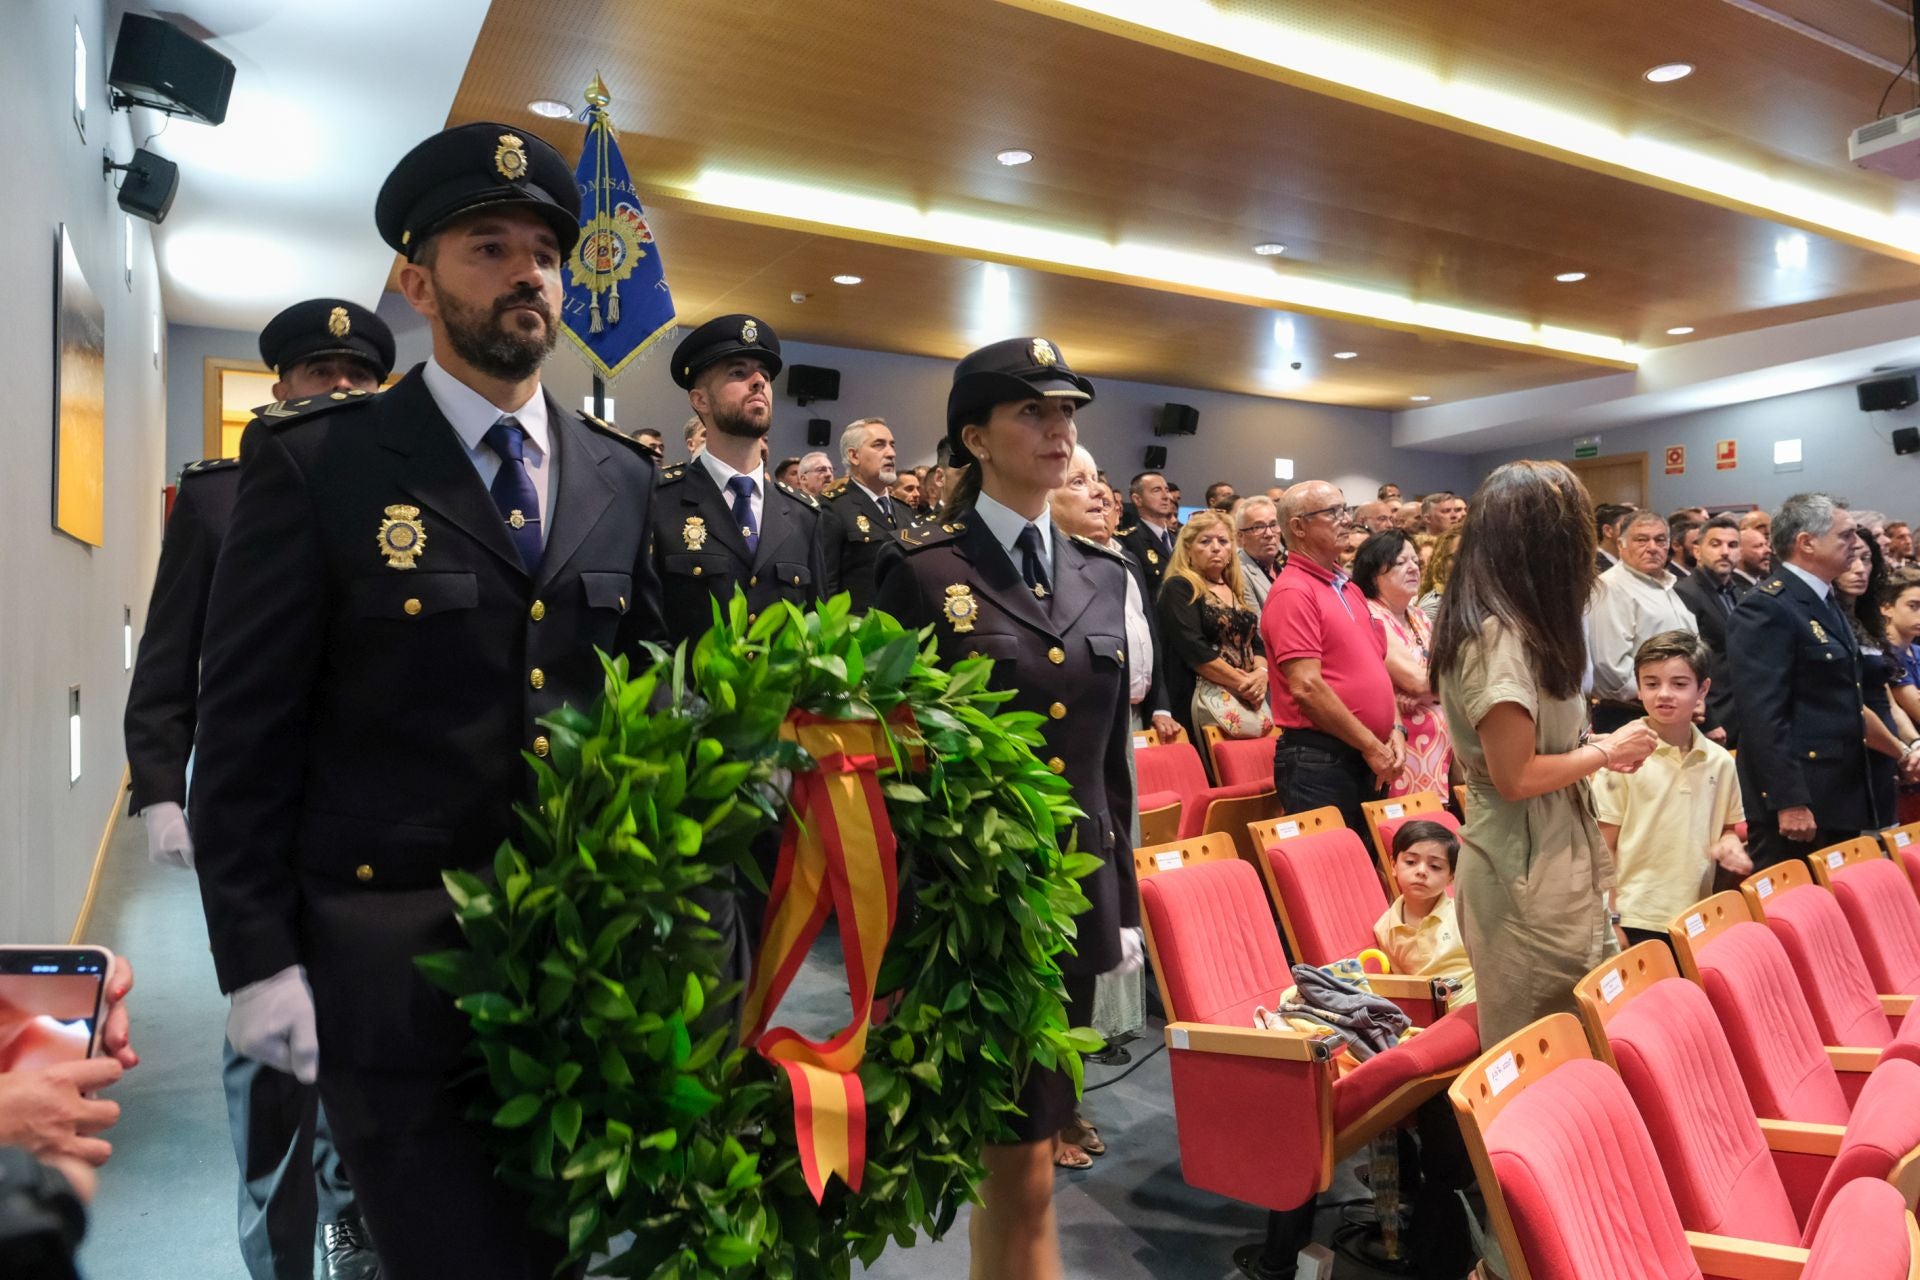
[322,1217,382,1280]
[1086,1045,1133,1066]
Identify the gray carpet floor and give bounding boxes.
[75,813,1411,1279]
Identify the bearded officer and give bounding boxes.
[819,416,903,611]
[125,297,392,1280]
[188,122,665,1280]
[653,314,824,647]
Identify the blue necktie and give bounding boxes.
[727,474,759,554]
[483,416,542,573]
[1015,523,1052,602]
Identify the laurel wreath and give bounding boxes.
[418,593,1101,1279]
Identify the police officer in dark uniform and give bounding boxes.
[189,122,665,1280]
[873,337,1136,1279]
[1729,493,1874,868]
[124,297,392,1280]
[819,416,903,611]
[652,314,823,647]
[1118,469,1179,595]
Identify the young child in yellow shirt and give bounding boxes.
[1372,819,1475,1008]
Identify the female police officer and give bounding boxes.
[874,337,1138,1280]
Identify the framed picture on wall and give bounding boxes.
[53,223,107,547]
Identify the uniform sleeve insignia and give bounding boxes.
[253,393,372,424]
[378,504,426,569]
[943,584,979,633]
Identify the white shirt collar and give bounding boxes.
[855,479,891,506]
[973,488,1052,563]
[696,448,762,495]
[1782,560,1831,600]
[422,356,549,460]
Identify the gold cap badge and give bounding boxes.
[495,133,529,181]
[1031,338,1057,367]
[741,318,759,344]
[943,583,978,634]
[327,306,350,339]
[378,504,426,569]
[683,516,708,550]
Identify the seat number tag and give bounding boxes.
[1756,877,1773,900]
[1686,912,1707,937]
[1276,821,1300,839]
[1828,850,1846,870]
[1155,851,1183,871]
[1383,803,1405,819]
[1488,1051,1519,1097]
[1600,970,1625,1004]
[1897,832,1911,848]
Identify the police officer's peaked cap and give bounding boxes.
[258,299,395,380]
[375,122,580,260]
[945,337,1094,466]
[670,314,783,390]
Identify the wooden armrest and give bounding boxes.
[1164,1021,1339,1063]
[1881,993,1914,1018]
[1756,1117,1846,1157]
[1684,1231,1809,1280]
[1827,1045,1882,1073]
[1367,973,1446,1004]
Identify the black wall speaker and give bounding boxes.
[1859,375,1918,412]
[787,365,841,405]
[1895,426,1920,456]
[108,14,234,126]
[1142,445,1168,469]
[1154,403,1199,436]
[114,148,178,224]
[805,418,832,448]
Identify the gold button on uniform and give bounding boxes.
[529,600,545,621]
[529,668,545,690]
[1047,647,1066,665]
[749,575,758,587]
[693,565,704,576]
[1048,702,1067,720]
[403,598,422,616]
[355,864,374,882]
[1047,757,1066,774]
[533,735,550,757]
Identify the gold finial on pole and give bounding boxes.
[584,73,610,108]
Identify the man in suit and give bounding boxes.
[819,417,904,611]
[1675,515,1743,746]
[124,298,391,1280]
[1593,502,1632,572]
[1119,470,1178,595]
[189,123,666,1280]
[1729,494,1873,869]
[653,314,824,647]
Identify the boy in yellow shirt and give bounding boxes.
[1593,630,1749,950]
[1373,819,1475,1008]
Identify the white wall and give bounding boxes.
[1470,380,1920,521]
[2,0,169,940]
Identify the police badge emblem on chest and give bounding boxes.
[684,516,708,550]
[943,583,978,633]
[378,505,426,569]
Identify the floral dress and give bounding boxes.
[1369,600,1452,797]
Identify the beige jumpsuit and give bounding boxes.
[1442,620,1617,1046]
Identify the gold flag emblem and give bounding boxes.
[943,583,978,634]
[495,134,529,181]
[327,306,350,338]
[377,505,426,569]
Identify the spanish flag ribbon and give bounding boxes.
[740,713,905,1202]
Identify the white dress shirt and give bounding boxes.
[972,489,1053,566]
[1782,560,1832,603]
[1123,570,1155,706]
[422,357,554,547]
[696,448,765,536]
[1588,561,1699,701]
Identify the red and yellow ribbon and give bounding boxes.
[739,712,908,1201]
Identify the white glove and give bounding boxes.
[226,965,319,1084]
[140,802,194,870]
[1110,927,1145,977]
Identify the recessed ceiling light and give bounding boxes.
[832,273,863,285]
[1554,271,1588,283]
[1643,62,1694,84]
[1409,394,1431,401]
[1252,242,1286,256]
[1332,351,1358,359]
[1665,325,1695,336]
[995,149,1034,166]
[527,99,573,119]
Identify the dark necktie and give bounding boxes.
[483,416,542,573]
[878,494,893,525]
[1716,582,1735,617]
[1015,524,1052,602]
[1826,592,1855,650]
[727,474,759,554]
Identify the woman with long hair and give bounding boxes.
[1415,527,1460,623]
[1838,536,1914,828]
[1429,461,1657,1043]
[1155,510,1271,740]
[1354,530,1451,797]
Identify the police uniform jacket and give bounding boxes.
[123,459,240,813]
[652,455,824,646]
[873,515,1137,975]
[1675,567,1741,745]
[1727,568,1873,831]
[818,478,902,612]
[189,369,666,1072]
[1120,521,1176,596]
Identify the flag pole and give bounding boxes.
[593,373,606,420]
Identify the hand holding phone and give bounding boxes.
[0,947,113,1071]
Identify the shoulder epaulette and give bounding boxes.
[899,519,965,550]
[576,410,627,438]
[1072,534,1127,562]
[659,462,689,483]
[821,477,849,498]
[1760,578,1786,595]
[252,388,376,426]
[1116,524,1138,537]
[179,456,239,481]
[778,480,820,509]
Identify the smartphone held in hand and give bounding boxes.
[0,945,113,1072]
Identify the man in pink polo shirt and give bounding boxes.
[1262,480,1404,834]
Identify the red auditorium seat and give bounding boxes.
[1198,722,1279,782]
[1573,942,1920,1241]
[1133,740,1280,867]
[1135,836,1480,1234]
[1811,839,1920,998]
[1360,791,1460,894]
[1451,1013,1920,1280]
[1879,823,1920,900]
[1209,734,1277,789]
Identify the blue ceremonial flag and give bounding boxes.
[560,75,676,382]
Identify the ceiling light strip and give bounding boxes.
[675,170,1638,366]
[997,0,1920,262]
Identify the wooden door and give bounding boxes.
[1566,452,1648,507]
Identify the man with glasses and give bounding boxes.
[1351,499,1398,534]
[1235,496,1284,614]
[1262,481,1403,835]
